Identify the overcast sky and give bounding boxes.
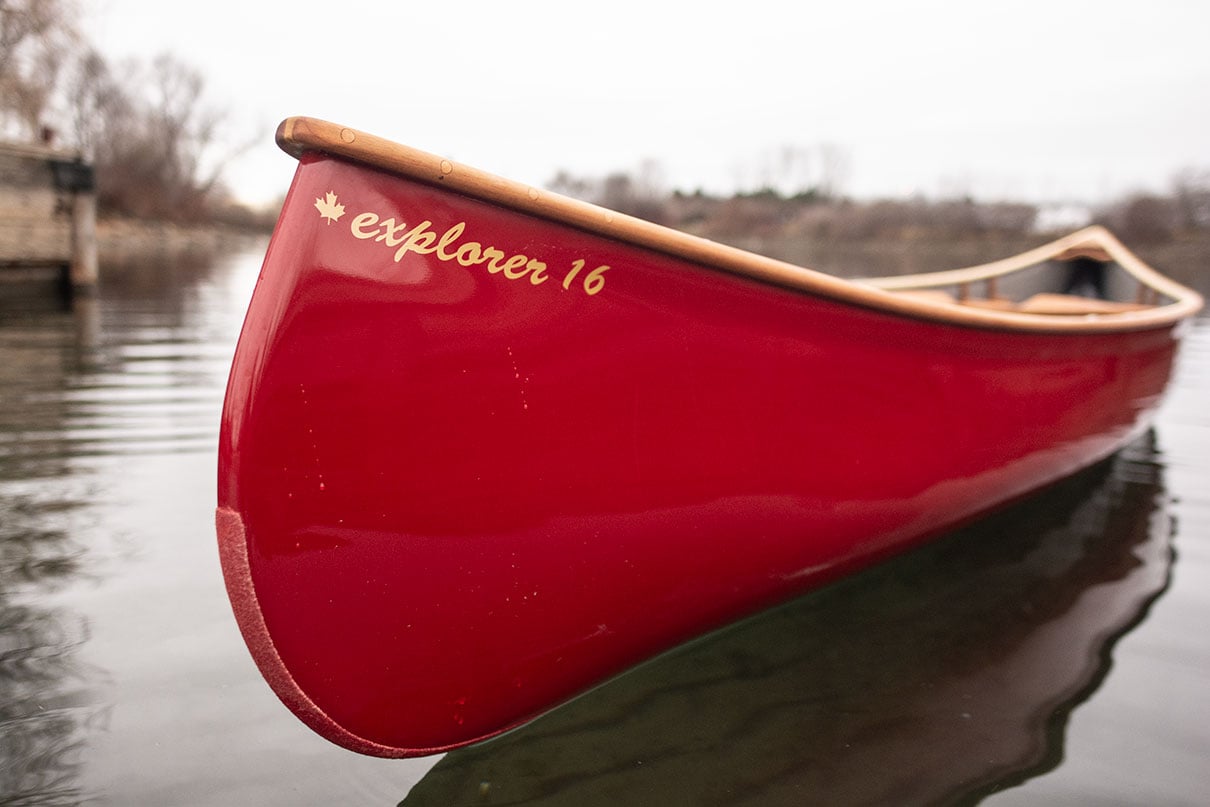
[86,0,1210,207]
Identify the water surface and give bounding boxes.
[0,245,1206,805]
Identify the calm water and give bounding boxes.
[0,244,1206,805]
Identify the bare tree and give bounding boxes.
[62,48,129,159]
[739,143,851,200]
[0,0,79,141]
[88,52,234,220]
[546,169,595,201]
[1171,168,1210,231]
[816,143,850,200]
[3,0,247,223]
[547,161,669,223]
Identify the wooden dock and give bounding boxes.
[0,140,97,297]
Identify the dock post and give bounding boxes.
[70,188,99,293]
[52,158,99,296]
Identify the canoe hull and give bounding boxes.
[218,152,1183,756]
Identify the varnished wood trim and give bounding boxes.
[276,117,1203,333]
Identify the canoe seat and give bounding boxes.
[960,298,1016,310]
[893,289,956,305]
[1017,293,1151,315]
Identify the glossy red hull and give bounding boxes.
[218,127,1194,757]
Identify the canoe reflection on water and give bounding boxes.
[403,433,1171,806]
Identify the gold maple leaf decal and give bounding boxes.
[314,191,345,224]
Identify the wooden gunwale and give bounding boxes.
[276,117,1203,333]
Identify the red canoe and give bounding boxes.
[216,117,1203,757]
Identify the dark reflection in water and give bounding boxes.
[404,436,1171,806]
[0,487,105,806]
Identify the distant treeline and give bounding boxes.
[549,166,1210,247]
[0,0,254,225]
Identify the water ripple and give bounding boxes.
[0,253,258,478]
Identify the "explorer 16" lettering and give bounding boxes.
[347,208,610,296]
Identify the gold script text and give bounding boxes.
[350,212,609,296]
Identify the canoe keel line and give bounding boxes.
[217,118,1203,757]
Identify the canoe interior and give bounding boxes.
[869,242,1179,317]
